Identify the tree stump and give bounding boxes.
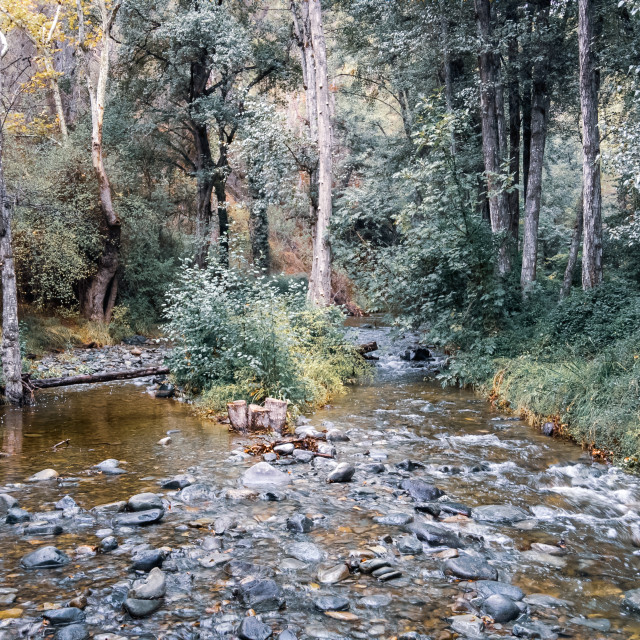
[227,400,248,432]
[248,404,271,431]
[264,397,288,434]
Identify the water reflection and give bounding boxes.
[1,406,23,455]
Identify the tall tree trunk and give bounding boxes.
[249,183,270,273]
[506,0,520,243]
[0,136,24,406]
[578,0,603,289]
[214,175,229,265]
[475,0,511,274]
[77,0,121,323]
[560,188,584,300]
[193,120,215,268]
[306,0,333,305]
[521,13,533,205]
[520,0,551,292]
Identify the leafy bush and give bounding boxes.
[164,261,368,412]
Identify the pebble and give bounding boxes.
[129,568,166,599]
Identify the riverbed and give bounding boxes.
[1,327,640,640]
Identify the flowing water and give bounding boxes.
[1,326,640,639]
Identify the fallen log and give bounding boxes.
[26,366,170,390]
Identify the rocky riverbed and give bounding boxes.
[1,327,640,640]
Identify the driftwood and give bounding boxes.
[264,397,287,434]
[357,341,378,355]
[26,366,170,390]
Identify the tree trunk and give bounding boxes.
[520,0,551,292]
[521,13,533,205]
[214,172,229,266]
[0,34,24,405]
[264,397,287,435]
[248,404,271,431]
[228,400,248,432]
[560,189,584,300]
[28,366,170,389]
[307,0,333,305]
[193,119,215,268]
[506,0,520,243]
[475,0,511,275]
[578,0,603,289]
[78,0,121,323]
[249,183,271,272]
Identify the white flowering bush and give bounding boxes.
[164,260,367,411]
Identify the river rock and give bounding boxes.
[127,493,163,512]
[23,522,63,536]
[0,494,18,512]
[21,545,70,569]
[161,474,195,490]
[54,624,90,640]
[131,548,164,572]
[123,597,162,618]
[178,483,216,503]
[327,463,355,483]
[55,495,78,511]
[524,594,571,608]
[28,469,58,482]
[623,588,640,614]
[130,568,166,599]
[293,449,314,463]
[288,541,325,564]
[448,614,484,638]
[395,459,425,472]
[94,459,126,475]
[475,580,524,601]
[361,594,392,608]
[242,462,291,487]
[400,478,444,502]
[92,501,127,514]
[472,504,529,524]
[236,577,283,612]
[287,513,313,533]
[157,436,171,446]
[406,522,464,548]
[6,507,30,524]
[113,509,164,526]
[569,617,611,632]
[43,607,85,626]
[482,594,520,622]
[277,631,297,640]
[396,535,423,555]
[512,621,558,640]
[313,596,350,611]
[100,536,118,552]
[238,616,273,640]
[327,429,349,442]
[274,443,295,455]
[444,555,498,580]
[317,564,350,584]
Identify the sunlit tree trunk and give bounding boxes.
[578,0,603,289]
[475,0,511,274]
[77,0,121,323]
[0,31,24,405]
[248,184,271,273]
[506,0,520,244]
[560,188,584,300]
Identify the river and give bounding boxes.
[0,326,639,640]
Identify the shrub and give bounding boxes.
[164,260,368,412]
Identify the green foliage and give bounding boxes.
[164,259,368,412]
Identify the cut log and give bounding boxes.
[227,400,248,432]
[357,341,378,355]
[248,404,271,431]
[264,397,288,435]
[27,367,170,390]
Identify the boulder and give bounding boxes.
[28,469,58,482]
[123,597,162,618]
[242,463,291,488]
[400,478,444,502]
[444,555,498,581]
[326,463,355,483]
[482,594,521,622]
[127,493,163,512]
[238,616,273,640]
[129,568,166,599]
[43,608,85,626]
[21,546,70,569]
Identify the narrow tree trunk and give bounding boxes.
[560,189,584,300]
[44,56,69,141]
[77,0,121,323]
[578,0,603,289]
[475,0,511,274]
[249,186,271,272]
[521,13,533,205]
[0,34,23,405]
[214,173,229,266]
[193,120,215,268]
[306,0,333,305]
[506,0,520,243]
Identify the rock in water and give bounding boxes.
[28,469,58,482]
[288,542,325,564]
[444,556,498,581]
[43,607,85,626]
[113,509,164,526]
[161,474,195,490]
[55,495,78,511]
[130,549,164,572]
[6,507,30,524]
[405,522,464,548]
[0,494,18,512]
[236,578,283,612]
[130,568,166,599]
[123,598,162,618]
[472,504,529,524]
[177,483,216,504]
[127,493,163,512]
[623,588,640,614]
[448,614,484,638]
[475,580,524,601]
[326,463,355,483]
[482,594,520,622]
[22,546,70,569]
[238,616,273,640]
[54,624,90,640]
[400,478,444,502]
[313,596,350,612]
[317,564,350,584]
[242,462,291,488]
[396,535,423,555]
[286,513,313,533]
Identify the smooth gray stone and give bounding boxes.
[475,580,524,601]
[23,523,63,536]
[448,614,485,639]
[130,549,164,571]
[312,596,350,611]
[472,505,529,524]
[161,474,195,490]
[623,588,640,614]
[113,509,163,526]
[0,494,18,512]
[396,535,423,555]
[130,568,166,599]
[22,546,70,569]
[317,564,350,584]
[242,462,291,487]
[54,624,90,640]
[286,513,313,533]
[100,536,118,552]
[569,617,610,632]
[238,616,273,640]
[127,493,163,512]
[360,594,392,608]
[400,478,444,502]
[444,556,498,581]
[405,522,464,548]
[6,507,31,524]
[326,463,355,483]
[512,621,558,640]
[177,483,217,504]
[43,608,85,626]
[288,542,325,564]
[55,495,78,510]
[277,630,298,640]
[482,594,520,622]
[236,578,283,612]
[29,469,58,482]
[374,512,414,526]
[123,597,162,618]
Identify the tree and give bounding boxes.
[578,0,603,288]
[0,27,24,404]
[75,0,122,322]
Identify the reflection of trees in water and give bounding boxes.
[2,409,23,455]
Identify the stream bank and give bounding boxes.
[1,326,640,640]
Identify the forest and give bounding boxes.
[0,0,639,461]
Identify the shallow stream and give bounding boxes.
[1,326,640,640]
